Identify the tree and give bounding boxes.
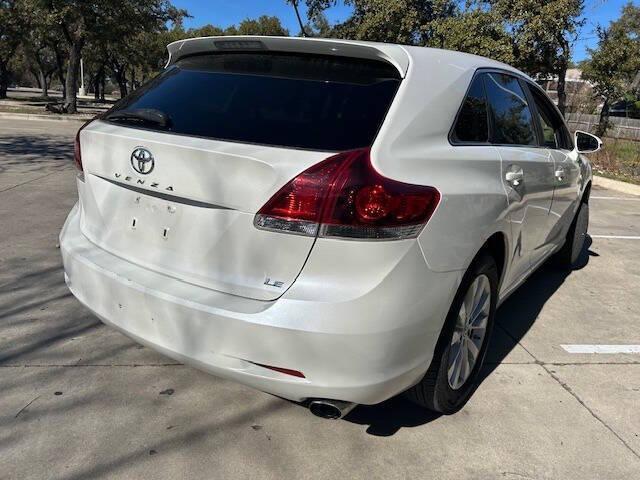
[99,6,187,99]
[430,8,514,63]
[82,41,109,100]
[303,11,333,37]
[37,0,186,113]
[616,1,640,37]
[0,0,28,98]
[286,0,309,37]
[300,0,335,20]
[296,0,458,44]
[21,6,59,97]
[486,0,585,115]
[582,3,640,136]
[50,39,67,98]
[332,0,456,44]
[190,24,225,37]
[230,15,289,36]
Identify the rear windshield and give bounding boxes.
[105,52,402,151]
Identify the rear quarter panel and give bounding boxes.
[370,48,511,274]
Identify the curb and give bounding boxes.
[593,175,640,196]
[0,111,94,123]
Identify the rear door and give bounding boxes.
[526,84,581,247]
[483,72,556,282]
[78,52,401,300]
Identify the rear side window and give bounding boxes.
[451,75,489,143]
[528,85,573,150]
[535,99,558,148]
[105,53,401,151]
[484,73,537,146]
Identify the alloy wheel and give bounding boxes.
[447,274,491,390]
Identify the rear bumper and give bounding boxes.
[60,204,461,404]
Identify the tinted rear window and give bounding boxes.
[106,53,401,151]
[484,73,537,146]
[451,75,489,143]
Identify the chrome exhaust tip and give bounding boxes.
[308,399,357,419]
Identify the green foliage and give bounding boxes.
[301,0,338,20]
[228,15,289,36]
[0,1,26,58]
[302,0,585,113]
[5,1,287,105]
[616,1,640,37]
[190,25,226,37]
[300,11,333,37]
[583,24,640,101]
[486,0,584,76]
[331,0,456,45]
[0,1,31,97]
[582,2,640,134]
[429,9,514,64]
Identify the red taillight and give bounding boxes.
[255,149,440,240]
[73,128,83,171]
[74,119,95,172]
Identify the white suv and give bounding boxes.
[60,36,599,418]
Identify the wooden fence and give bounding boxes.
[566,113,640,141]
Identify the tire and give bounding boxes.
[553,202,589,270]
[406,253,498,414]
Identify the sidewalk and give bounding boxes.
[0,111,94,122]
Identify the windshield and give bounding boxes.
[106,52,401,151]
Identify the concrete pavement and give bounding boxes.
[1,118,639,479]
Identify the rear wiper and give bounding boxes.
[105,108,172,129]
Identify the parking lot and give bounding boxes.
[1,117,639,479]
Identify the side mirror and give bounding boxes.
[575,130,602,154]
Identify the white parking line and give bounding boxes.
[561,344,640,354]
[591,196,640,201]
[590,235,640,240]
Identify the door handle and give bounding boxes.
[555,167,566,181]
[505,169,524,186]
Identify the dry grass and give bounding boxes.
[590,137,640,185]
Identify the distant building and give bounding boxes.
[537,69,597,114]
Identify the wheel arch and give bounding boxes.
[581,181,592,205]
[479,232,508,292]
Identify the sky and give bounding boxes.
[171,0,636,62]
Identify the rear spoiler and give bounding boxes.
[166,36,410,78]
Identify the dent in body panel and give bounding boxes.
[369,51,511,275]
[386,144,509,274]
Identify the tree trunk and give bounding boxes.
[292,1,308,37]
[32,68,42,89]
[38,69,48,97]
[557,67,567,117]
[94,74,100,100]
[100,75,105,102]
[114,68,128,98]
[130,67,136,92]
[556,39,570,117]
[52,44,67,98]
[64,39,84,114]
[0,62,9,99]
[118,76,128,99]
[93,64,105,101]
[45,71,53,93]
[596,98,610,137]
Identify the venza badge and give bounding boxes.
[130,147,155,175]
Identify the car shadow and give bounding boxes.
[341,236,597,436]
